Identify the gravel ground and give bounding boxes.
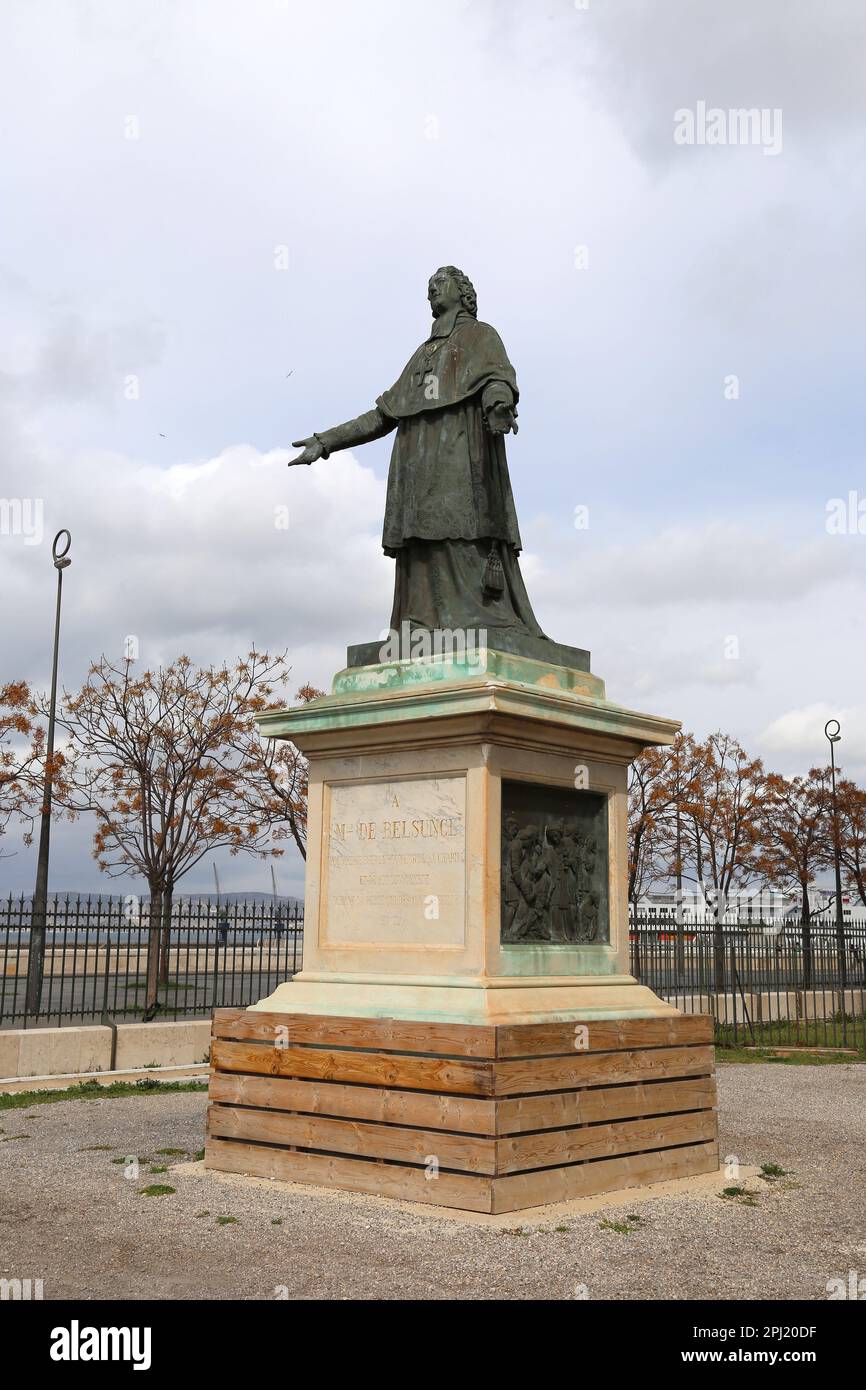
[1,1063,864,1301]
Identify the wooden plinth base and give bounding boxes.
[204,1009,719,1214]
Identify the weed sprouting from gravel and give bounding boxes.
[720,1185,759,1206]
[216,1215,238,1226]
[599,1213,643,1234]
[760,1162,788,1180]
[139,1184,176,1196]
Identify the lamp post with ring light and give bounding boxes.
[25,529,72,1016]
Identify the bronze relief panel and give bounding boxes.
[501,780,609,945]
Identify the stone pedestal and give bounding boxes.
[252,649,680,1023]
[204,647,720,1209]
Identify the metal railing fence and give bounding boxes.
[0,895,303,1029]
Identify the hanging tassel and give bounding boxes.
[482,542,504,597]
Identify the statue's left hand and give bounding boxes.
[486,403,518,436]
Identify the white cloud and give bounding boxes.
[759,703,866,776]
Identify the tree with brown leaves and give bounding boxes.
[755,768,834,987]
[628,731,706,981]
[0,680,71,857]
[836,776,866,908]
[756,769,833,919]
[57,650,294,1015]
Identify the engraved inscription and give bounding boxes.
[325,777,466,945]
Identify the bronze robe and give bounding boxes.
[317,308,544,636]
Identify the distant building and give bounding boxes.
[631,886,865,925]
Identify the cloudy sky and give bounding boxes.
[2,0,864,897]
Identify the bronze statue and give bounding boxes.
[289,267,546,642]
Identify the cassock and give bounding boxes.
[315,306,545,637]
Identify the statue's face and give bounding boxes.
[428,269,462,317]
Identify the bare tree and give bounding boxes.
[57,651,292,1015]
[234,683,324,860]
[628,745,675,906]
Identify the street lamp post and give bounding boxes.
[25,529,72,1017]
[824,719,847,1012]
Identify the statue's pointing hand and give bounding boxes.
[485,402,518,436]
[288,436,326,466]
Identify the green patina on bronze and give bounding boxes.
[289,266,582,667]
[254,650,677,754]
[501,781,610,946]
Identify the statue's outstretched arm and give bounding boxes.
[289,406,396,467]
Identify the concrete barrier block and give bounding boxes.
[662,994,714,1016]
[16,1026,113,1078]
[798,990,836,1021]
[753,991,797,1022]
[0,1031,21,1077]
[840,989,866,1018]
[113,1019,212,1070]
[711,993,761,1026]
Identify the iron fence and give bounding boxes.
[0,895,303,1029]
[3,898,866,1050]
[629,915,866,1050]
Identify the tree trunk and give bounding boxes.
[801,878,813,991]
[158,885,173,987]
[288,809,307,861]
[712,893,725,995]
[144,885,163,1019]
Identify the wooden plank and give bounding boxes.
[490,1140,720,1213]
[496,1076,717,1135]
[208,1072,497,1135]
[211,1009,497,1058]
[207,1103,496,1173]
[495,1015,714,1058]
[495,1110,717,1174]
[210,1038,495,1096]
[493,1044,715,1096]
[204,1137,493,1212]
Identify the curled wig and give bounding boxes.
[435,265,477,318]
